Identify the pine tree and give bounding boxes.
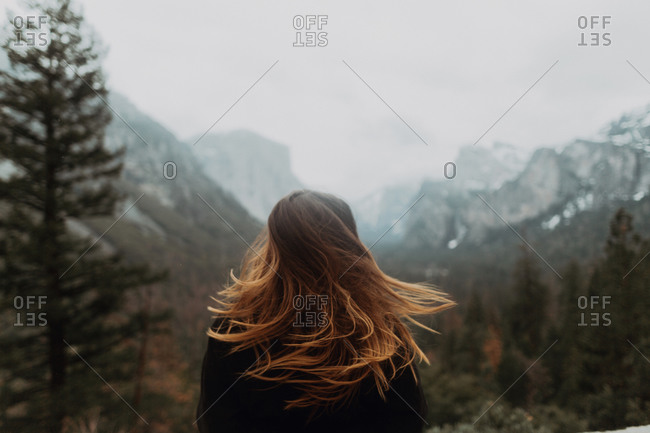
[455,290,487,376]
[496,244,552,408]
[548,259,583,406]
[577,208,650,430]
[508,245,549,358]
[0,1,166,431]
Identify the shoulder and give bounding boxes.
[204,316,244,357]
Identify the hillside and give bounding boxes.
[80,94,262,368]
[190,130,304,221]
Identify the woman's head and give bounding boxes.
[266,190,364,283]
[208,189,455,413]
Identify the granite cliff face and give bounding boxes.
[191,130,304,222]
[396,105,650,250]
[452,141,530,191]
[351,142,529,244]
[99,93,260,241]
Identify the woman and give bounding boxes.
[196,190,454,432]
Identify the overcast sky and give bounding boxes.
[5,0,650,200]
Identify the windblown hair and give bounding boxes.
[207,190,455,414]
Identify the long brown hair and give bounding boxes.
[207,190,454,413]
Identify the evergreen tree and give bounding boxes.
[495,245,552,408]
[547,259,583,406]
[0,1,166,431]
[508,245,550,358]
[577,208,650,430]
[495,341,528,407]
[455,290,487,376]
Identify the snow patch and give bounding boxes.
[585,425,650,433]
[576,192,594,211]
[541,214,561,230]
[541,192,594,230]
[559,192,595,221]
[447,221,468,249]
[563,202,577,219]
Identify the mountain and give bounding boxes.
[357,104,650,299]
[350,141,529,245]
[79,94,261,366]
[451,141,530,191]
[400,105,650,253]
[352,183,421,243]
[190,130,304,221]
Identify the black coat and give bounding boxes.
[196,319,428,433]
